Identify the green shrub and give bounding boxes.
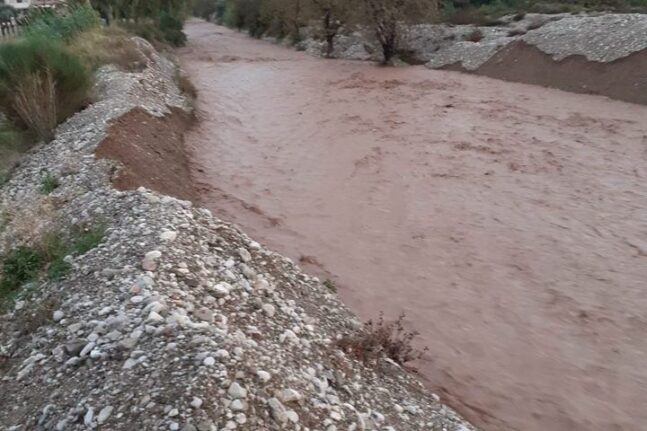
[39,173,60,194]
[0,120,22,150]
[120,21,166,45]
[71,223,106,256]
[159,11,188,46]
[0,222,106,306]
[0,246,44,301]
[0,36,92,141]
[23,5,100,41]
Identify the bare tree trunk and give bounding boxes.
[323,8,335,57]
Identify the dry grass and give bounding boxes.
[337,312,428,366]
[68,26,147,72]
[0,196,58,254]
[12,70,58,143]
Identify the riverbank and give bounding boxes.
[0,36,474,431]
[296,13,647,104]
[180,20,647,431]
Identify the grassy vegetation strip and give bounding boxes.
[0,223,106,309]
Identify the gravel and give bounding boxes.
[0,38,475,430]
[295,13,647,69]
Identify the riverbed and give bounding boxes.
[179,20,647,431]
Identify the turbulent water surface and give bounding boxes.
[179,20,647,431]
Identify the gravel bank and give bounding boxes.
[0,38,475,431]
[297,13,647,104]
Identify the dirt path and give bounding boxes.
[179,20,647,431]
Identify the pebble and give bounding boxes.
[228,382,247,399]
[261,303,276,317]
[256,370,271,383]
[160,230,178,241]
[97,406,113,424]
[53,310,65,322]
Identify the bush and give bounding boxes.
[159,11,188,46]
[0,246,44,301]
[337,313,428,365]
[39,173,60,194]
[67,26,147,72]
[23,5,100,41]
[0,36,92,141]
[0,222,106,307]
[464,28,484,42]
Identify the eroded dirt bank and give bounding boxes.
[180,21,647,431]
[467,41,647,105]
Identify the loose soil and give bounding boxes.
[95,107,195,201]
[179,21,647,431]
[467,41,647,105]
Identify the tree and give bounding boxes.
[309,0,348,57]
[362,0,437,64]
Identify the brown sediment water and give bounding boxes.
[179,20,647,431]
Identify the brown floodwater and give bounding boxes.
[179,20,647,431]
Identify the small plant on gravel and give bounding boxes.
[464,28,484,42]
[71,222,106,256]
[0,246,44,302]
[0,222,106,306]
[39,173,60,194]
[337,312,428,366]
[323,279,337,293]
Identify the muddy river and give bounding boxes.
[179,20,647,431]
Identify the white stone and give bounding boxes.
[190,397,203,409]
[145,250,162,260]
[147,311,164,324]
[277,389,302,403]
[228,382,247,399]
[160,230,178,241]
[262,304,276,317]
[256,370,271,383]
[97,406,113,424]
[53,310,65,322]
[203,357,215,367]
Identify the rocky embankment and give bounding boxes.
[298,13,647,104]
[0,39,475,430]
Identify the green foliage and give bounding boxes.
[71,223,106,256]
[160,11,188,45]
[0,36,92,139]
[39,173,60,194]
[0,5,17,22]
[193,0,219,18]
[23,5,100,41]
[88,0,190,46]
[0,121,22,151]
[0,247,44,302]
[0,222,106,306]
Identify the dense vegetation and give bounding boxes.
[0,0,191,164]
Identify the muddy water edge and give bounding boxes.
[179,20,647,431]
